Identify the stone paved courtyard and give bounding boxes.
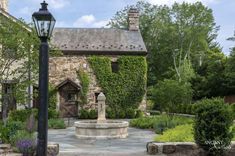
[48,126,156,156]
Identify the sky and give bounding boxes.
[8,0,235,55]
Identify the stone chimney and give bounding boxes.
[128,8,139,31]
[0,0,8,12]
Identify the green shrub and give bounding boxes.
[130,115,193,133]
[79,109,89,119]
[48,119,66,129]
[152,79,192,114]
[48,108,59,119]
[88,56,147,111]
[116,109,126,119]
[194,98,233,155]
[8,109,38,122]
[0,121,24,143]
[10,130,35,147]
[89,109,97,119]
[155,124,194,142]
[125,108,136,119]
[230,104,235,119]
[135,110,144,118]
[49,84,57,109]
[106,108,116,119]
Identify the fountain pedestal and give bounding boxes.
[75,92,129,139]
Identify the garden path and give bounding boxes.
[48,126,158,156]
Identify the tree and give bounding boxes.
[152,79,192,114]
[109,1,219,86]
[0,15,39,122]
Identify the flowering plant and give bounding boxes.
[16,138,36,154]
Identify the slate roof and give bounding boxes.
[51,28,147,55]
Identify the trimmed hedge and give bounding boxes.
[88,56,147,112]
[194,98,233,155]
[48,119,66,129]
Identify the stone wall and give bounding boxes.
[49,56,101,110]
[147,142,235,156]
[49,55,146,112]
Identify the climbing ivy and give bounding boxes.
[88,56,147,110]
[77,69,90,104]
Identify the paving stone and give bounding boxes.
[0,144,11,149]
[163,144,176,154]
[48,126,155,156]
[147,142,158,155]
[48,143,60,156]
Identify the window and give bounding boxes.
[67,92,77,101]
[111,61,119,73]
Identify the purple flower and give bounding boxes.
[16,139,36,154]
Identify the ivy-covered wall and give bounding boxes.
[88,56,147,110]
[77,69,90,105]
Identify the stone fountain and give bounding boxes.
[74,92,129,139]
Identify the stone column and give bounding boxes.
[97,92,106,123]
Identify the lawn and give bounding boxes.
[154,124,235,142]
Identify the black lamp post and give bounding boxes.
[32,1,56,156]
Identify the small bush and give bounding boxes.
[0,121,24,143]
[89,109,97,119]
[194,98,233,155]
[48,108,59,119]
[155,124,193,142]
[10,130,35,147]
[79,109,89,119]
[135,110,144,118]
[125,108,136,119]
[130,115,193,133]
[8,109,38,122]
[116,109,126,119]
[106,108,116,119]
[16,138,36,154]
[48,119,66,129]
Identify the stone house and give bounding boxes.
[49,8,148,117]
[0,0,147,118]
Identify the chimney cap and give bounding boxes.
[129,8,139,13]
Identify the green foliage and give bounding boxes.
[130,115,193,133]
[10,130,35,148]
[0,15,40,106]
[88,56,147,112]
[152,79,192,113]
[174,103,198,115]
[0,120,24,143]
[89,109,98,119]
[77,69,90,104]
[106,107,116,119]
[8,109,38,122]
[48,119,66,129]
[49,84,57,109]
[135,110,144,118]
[194,98,233,155]
[109,1,219,86]
[125,108,136,119]
[79,109,89,119]
[155,124,194,142]
[48,108,59,119]
[79,109,97,119]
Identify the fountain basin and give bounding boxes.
[74,120,129,139]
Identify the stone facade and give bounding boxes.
[49,55,147,115]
